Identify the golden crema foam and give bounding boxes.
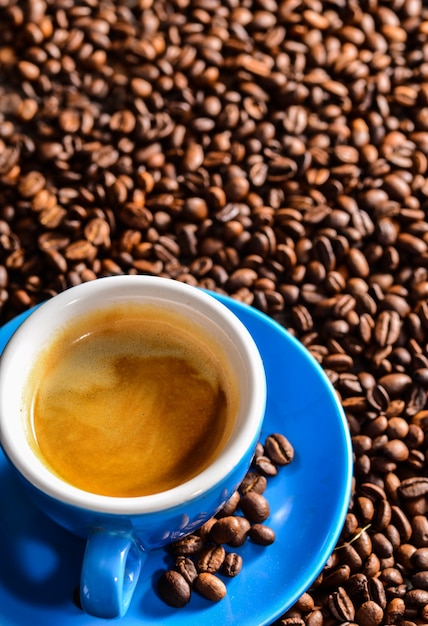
[24,303,239,497]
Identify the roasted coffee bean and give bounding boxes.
[196,545,226,574]
[323,564,352,588]
[294,592,315,612]
[340,543,363,572]
[355,600,384,626]
[327,587,355,622]
[412,548,428,570]
[264,433,294,466]
[216,491,240,517]
[346,572,369,604]
[248,523,276,546]
[197,518,217,543]
[352,528,372,560]
[209,516,242,545]
[398,477,428,499]
[194,573,226,602]
[377,373,413,398]
[396,543,417,571]
[239,472,267,495]
[170,534,204,556]
[383,439,409,462]
[372,532,394,558]
[368,576,386,608]
[226,516,251,548]
[304,610,324,626]
[374,310,401,347]
[222,552,243,577]
[175,556,198,586]
[411,571,428,591]
[385,597,405,623]
[239,492,270,523]
[356,496,375,523]
[372,499,392,531]
[380,567,403,588]
[158,570,191,608]
[253,455,278,477]
[405,588,428,607]
[411,515,428,547]
[391,505,413,542]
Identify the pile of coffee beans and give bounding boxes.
[158,433,294,607]
[1,0,428,624]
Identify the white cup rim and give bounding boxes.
[0,276,266,515]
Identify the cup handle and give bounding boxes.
[80,529,144,618]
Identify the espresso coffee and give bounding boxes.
[24,303,239,497]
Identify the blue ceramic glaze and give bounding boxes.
[80,530,143,618]
[12,439,258,546]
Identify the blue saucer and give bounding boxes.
[0,294,352,625]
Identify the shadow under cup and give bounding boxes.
[0,276,267,619]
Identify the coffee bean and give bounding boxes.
[412,548,428,570]
[380,567,404,587]
[279,618,305,626]
[368,576,386,608]
[84,218,110,246]
[385,597,406,623]
[405,588,428,607]
[196,545,226,574]
[194,573,226,602]
[209,516,242,545]
[340,543,363,572]
[391,506,413,542]
[216,491,240,518]
[175,556,198,586]
[356,496,375,523]
[328,587,355,622]
[363,553,381,580]
[222,552,243,577]
[353,528,372,560]
[355,600,383,626]
[226,516,251,548]
[170,534,204,556]
[346,572,369,604]
[197,518,217,543]
[253,454,278,477]
[398,477,428,500]
[239,471,267,495]
[411,515,428,548]
[383,439,409,462]
[411,571,428,591]
[158,570,191,608]
[377,373,413,398]
[248,523,276,546]
[239,491,270,523]
[292,592,315,613]
[264,433,295,466]
[374,310,401,347]
[323,564,351,588]
[372,532,394,559]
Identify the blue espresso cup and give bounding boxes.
[0,276,266,619]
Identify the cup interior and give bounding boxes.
[0,276,266,514]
